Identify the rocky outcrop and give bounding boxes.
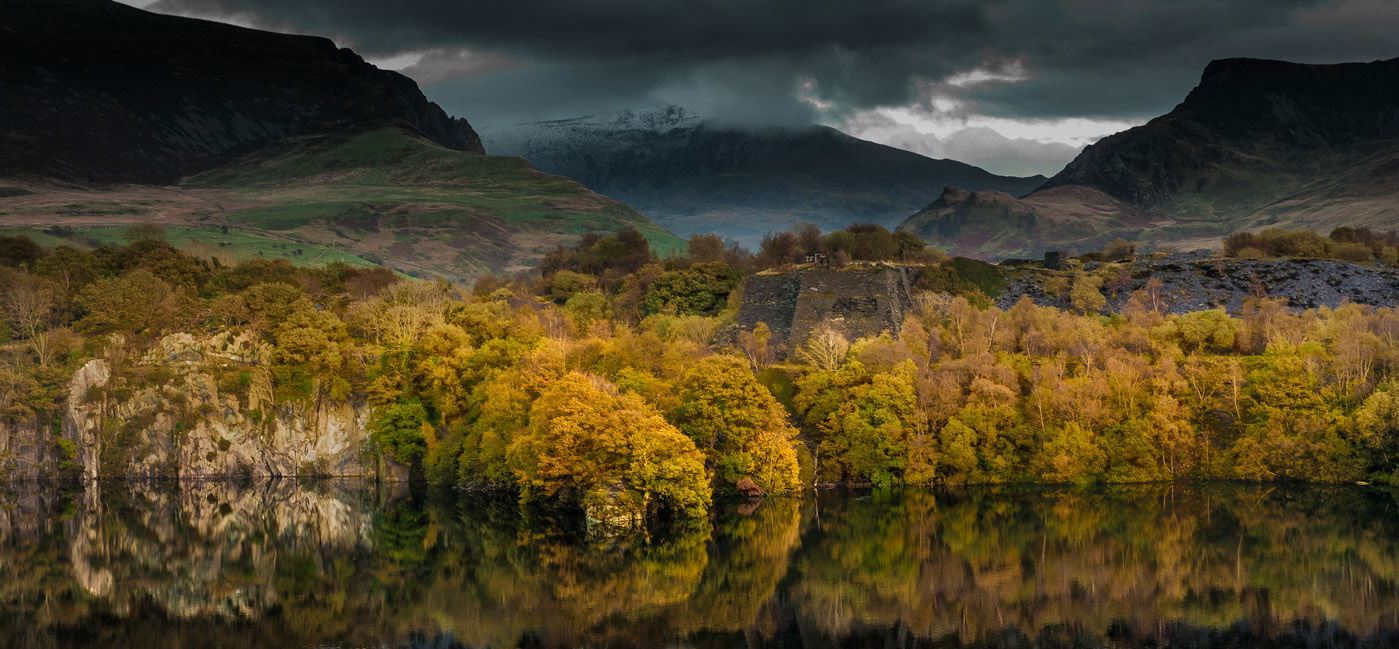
[736,266,914,354]
[1043,57,1399,207]
[0,0,482,185]
[0,418,60,481]
[996,257,1399,314]
[55,332,401,480]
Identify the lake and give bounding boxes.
[1,482,1397,648]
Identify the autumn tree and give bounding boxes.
[672,355,803,493]
[75,268,183,336]
[1,270,58,363]
[508,372,710,521]
[796,361,929,487]
[737,322,780,371]
[797,322,850,370]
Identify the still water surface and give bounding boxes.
[1,482,1397,648]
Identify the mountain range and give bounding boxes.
[901,57,1399,258]
[0,0,677,281]
[481,108,1046,247]
[2,0,1395,272]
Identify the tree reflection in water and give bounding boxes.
[0,482,1397,648]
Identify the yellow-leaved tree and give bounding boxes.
[508,372,710,523]
[671,355,804,494]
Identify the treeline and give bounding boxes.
[0,235,398,425]
[4,228,1399,524]
[1224,226,1399,264]
[537,221,946,278]
[755,222,944,269]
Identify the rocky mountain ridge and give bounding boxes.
[1043,57,1399,207]
[482,107,1046,246]
[0,0,482,185]
[900,57,1399,258]
[899,185,1152,258]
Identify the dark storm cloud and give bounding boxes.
[140,0,1399,126]
[151,0,989,60]
[140,0,993,125]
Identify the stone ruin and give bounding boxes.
[735,266,914,356]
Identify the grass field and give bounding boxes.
[0,225,377,267]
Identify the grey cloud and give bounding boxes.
[840,111,1084,177]
[395,48,516,86]
[137,0,1399,129]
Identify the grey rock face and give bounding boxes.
[997,258,1399,314]
[42,331,404,480]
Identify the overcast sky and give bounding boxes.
[121,0,1399,177]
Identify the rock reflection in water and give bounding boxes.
[0,483,1397,648]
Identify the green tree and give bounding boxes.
[543,270,598,304]
[642,262,741,315]
[272,308,355,400]
[0,235,47,268]
[672,355,803,493]
[75,268,180,335]
[1233,345,1357,481]
[1069,271,1106,314]
[370,400,430,465]
[1039,422,1107,483]
[1153,309,1236,353]
[811,362,925,487]
[123,223,166,242]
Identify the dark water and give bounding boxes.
[1,483,1398,649]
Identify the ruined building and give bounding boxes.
[735,266,914,355]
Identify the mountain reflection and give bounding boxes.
[1,483,1397,648]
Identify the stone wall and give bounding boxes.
[997,257,1399,314]
[735,265,914,355]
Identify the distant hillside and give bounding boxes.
[1,129,680,281]
[481,107,1046,246]
[899,186,1153,259]
[0,0,680,281]
[901,57,1399,258]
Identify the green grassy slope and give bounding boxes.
[185,128,682,279]
[0,127,683,282]
[0,225,378,267]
